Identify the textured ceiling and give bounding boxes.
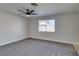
[0,3,79,17]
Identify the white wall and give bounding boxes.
[29,13,79,44]
[0,11,78,45]
[0,11,28,46]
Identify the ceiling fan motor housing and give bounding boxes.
[26,12,30,15]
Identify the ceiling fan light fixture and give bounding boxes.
[26,15,31,17]
[18,8,37,17]
[31,3,38,7]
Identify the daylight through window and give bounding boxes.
[38,19,55,32]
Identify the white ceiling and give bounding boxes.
[0,3,79,17]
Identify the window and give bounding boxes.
[38,19,55,32]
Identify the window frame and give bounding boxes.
[38,19,55,32]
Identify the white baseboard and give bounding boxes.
[0,37,28,46]
[0,36,75,46]
[29,36,75,45]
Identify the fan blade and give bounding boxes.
[18,10,26,13]
[31,13,37,15]
[30,10,34,12]
[18,13,25,14]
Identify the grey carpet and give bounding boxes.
[0,38,78,56]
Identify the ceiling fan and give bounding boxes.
[18,3,38,17]
[18,9,37,16]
